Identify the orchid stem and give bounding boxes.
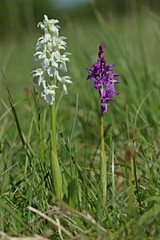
[51,99,62,199]
[100,111,107,206]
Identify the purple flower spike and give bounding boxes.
[87,44,119,113]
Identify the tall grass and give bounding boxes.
[0,5,160,239]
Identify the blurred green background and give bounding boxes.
[0,0,160,86]
[0,0,160,40]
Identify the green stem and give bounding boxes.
[129,157,142,213]
[133,157,142,211]
[131,157,135,182]
[128,157,135,213]
[51,100,62,199]
[100,112,107,206]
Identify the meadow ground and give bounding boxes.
[0,7,160,240]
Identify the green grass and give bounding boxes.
[0,6,160,240]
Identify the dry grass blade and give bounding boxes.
[75,210,107,233]
[28,206,76,240]
[54,200,107,233]
[0,231,48,240]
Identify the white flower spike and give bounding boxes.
[33,15,72,104]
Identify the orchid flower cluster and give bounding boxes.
[33,15,72,105]
[87,44,119,113]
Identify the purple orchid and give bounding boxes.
[87,44,119,113]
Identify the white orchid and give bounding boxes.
[37,15,60,36]
[58,76,72,94]
[33,15,72,104]
[41,82,57,105]
[32,68,45,86]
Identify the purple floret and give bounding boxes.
[87,44,119,113]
